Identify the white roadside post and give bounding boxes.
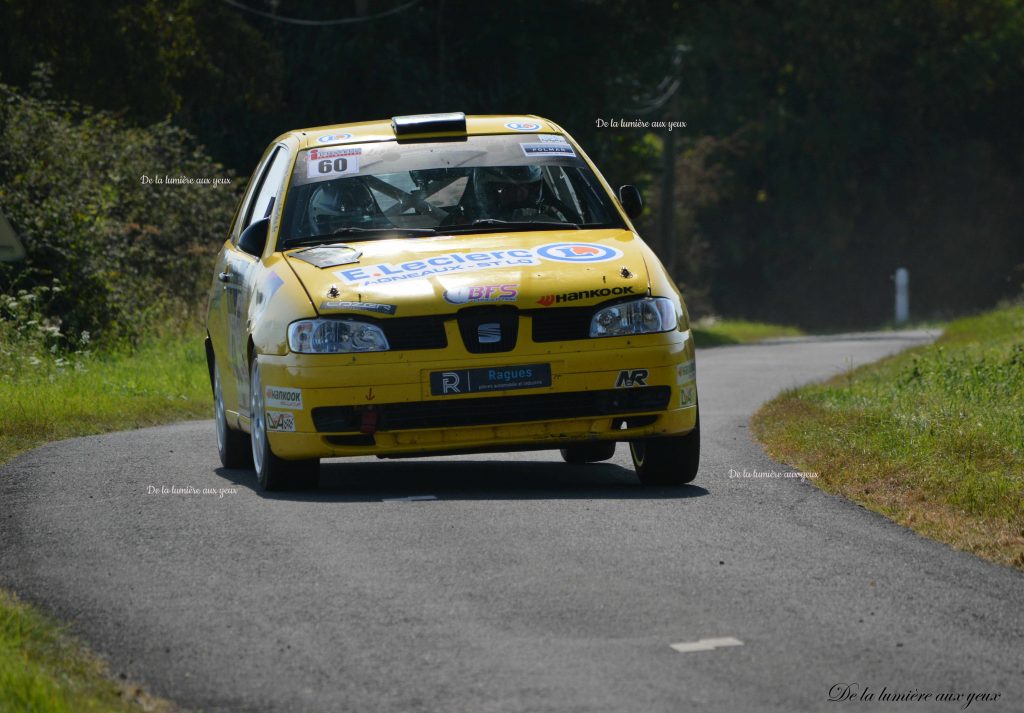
[894,267,909,325]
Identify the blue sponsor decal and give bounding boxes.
[317,133,353,143]
[535,242,623,263]
[505,121,541,131]
[430,363,552,395]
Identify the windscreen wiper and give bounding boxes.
[441,219,582,233]
[284,226,435,247]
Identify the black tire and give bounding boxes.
[560,441,616,464]
[250,357,319,491]
[630,412,700,486]
[213,357,253,469]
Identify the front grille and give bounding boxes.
[311,386,671,432]
[529,306,593,342]
[456,306,519,353]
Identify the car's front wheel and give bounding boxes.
[249,357,319,491]
[560,442,616,464]
[630,411,700,486]
[214,358,252,469]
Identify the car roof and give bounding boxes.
[273,114,568,150]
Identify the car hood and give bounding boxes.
[283,229,650,317]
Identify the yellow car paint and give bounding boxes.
[206,113,698,470]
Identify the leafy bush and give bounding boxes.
[0,74,241,350]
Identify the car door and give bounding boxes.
[221,145,292,418]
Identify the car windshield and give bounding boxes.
[279,134,624,247]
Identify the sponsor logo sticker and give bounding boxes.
[521,142,576,158]
[536,134,569,143]
[537,285,634,306]
[290,245,363,268]
[430,363,552,395]
[266,411,296,432]
[678,360,697,384]
[535,242,623,263]
[336,244,623,287]
[615,369,649,388]
[265,386,302,410]
[306,147,361,179]
[443,284,518,304]
[320,300,396,315]
[505,121,541,131]
[337,250,538,286]
[317,133,353,143]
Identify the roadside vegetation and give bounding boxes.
[0,590,180,713]
[692,317,803,347]
[0,79,222,713]
[753,305,1024,569]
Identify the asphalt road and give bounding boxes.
[2,330,1022,713]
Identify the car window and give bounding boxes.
[245,146,290,229]
[279,134,625,246]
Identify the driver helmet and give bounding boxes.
[472,165,543,216]
[307,179,375,233]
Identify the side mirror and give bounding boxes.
[618,185,643,221]
[238,218,269,258]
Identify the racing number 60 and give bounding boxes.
[318,157,348,174]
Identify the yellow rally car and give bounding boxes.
[205,113,699,490]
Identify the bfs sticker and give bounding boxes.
[307,148,361,179]
[443,284,518,304]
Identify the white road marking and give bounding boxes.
[669,637,744,653]
[382,495,438,502]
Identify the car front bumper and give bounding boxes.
[255,332,698,460]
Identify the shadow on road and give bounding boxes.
[214,459,709,502]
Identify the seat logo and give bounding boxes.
[478,323,502,343]
[536,243,623,263]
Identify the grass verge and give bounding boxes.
[0,335,211,465]
[0,590,178,713]
[1,333,208,712]
[752,306,1024,569]
[692,318,803,347]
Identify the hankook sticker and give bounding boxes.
[265,386,303,410]
[537,285,634,306]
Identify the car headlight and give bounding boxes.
[589,297,678,338]
[287,319,390,353]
